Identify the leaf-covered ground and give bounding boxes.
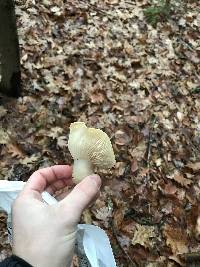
[0,0,200,266]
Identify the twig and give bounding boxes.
[145,115,157,183]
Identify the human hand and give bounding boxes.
[12,165,101,267]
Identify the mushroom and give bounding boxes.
[68,122,116,183]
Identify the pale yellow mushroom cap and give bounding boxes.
[68,122,115,182]
[68,122,116,168]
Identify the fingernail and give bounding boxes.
[89,174,101,189]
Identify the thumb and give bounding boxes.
[59,174,101,222]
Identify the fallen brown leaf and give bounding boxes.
[7,143,25,158]
[168,171,192,188]
[90,92,104,104]
[163,224,188,255]
[113,207,125,231]
[115,130,132,146]
[131,158,138,173]
[187,162,200,172]
[132,224,156,249]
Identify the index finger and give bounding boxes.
[22,165,72,196]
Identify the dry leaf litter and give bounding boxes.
[0,0,200,266]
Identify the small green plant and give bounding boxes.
[144,0,172,27]
[192,87,200,94]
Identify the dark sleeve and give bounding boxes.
[0,255,32,267]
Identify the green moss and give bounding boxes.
[144,0,172,27]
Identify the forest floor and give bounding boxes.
[0,0,200,266]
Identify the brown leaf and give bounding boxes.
[82,209,92,224]
[163,183,177,195]
[0,107,7,119]
[112,105,124,111]
[20,154,40,165]
[57,136,68,148]
[132,224,156,249]
[115,161,126,176]
[125,115,144,126]
[18,104,28,113]
[161,202,173,215]
[129,141,146,161]
[184,51,200,64]
[168,171,192,188]
[195,217,200,241]
[93,206,112,223]
[7,143,25,158]
[115,130,132,145]
[90,92,104,104]
[113,208,125,231]
[0,129,10,145]
[47,127,63,139]
[131,158,138,173]
[186,162,200,172]
[163,224,188,255]
[124,40,134,55]
[168,255,184,266]
[71,254,79,267]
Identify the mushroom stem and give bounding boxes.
[73,159,94,183]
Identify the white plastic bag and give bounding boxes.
[0,180,116,267]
